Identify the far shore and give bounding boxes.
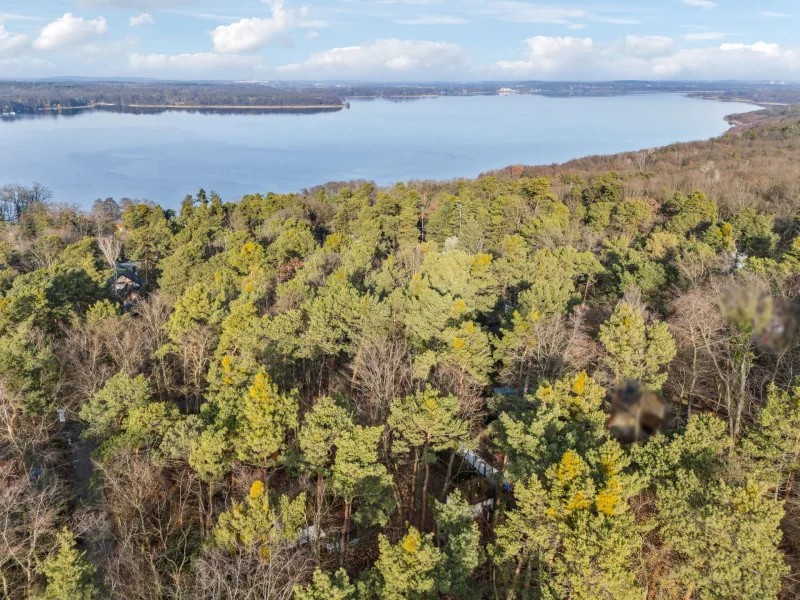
[693,95,790,108]
[346,94,440,99]
[38,103,346,111]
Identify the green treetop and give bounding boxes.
[598,300,676,389]
[299,396,354,508]
[331,425,394,562]
[663,190,716,237]
[372,528,445,600]
[742,382,800,494]
[491,445,642,600]
[79,372,150,441]
[233,370,299,468]
[635,414,787,600]
[213,480,307,558]
[433,490,482,600]
[492,372,608,483]
[36,528,97,600]
[389,387,468,527]
[295,569,356,600]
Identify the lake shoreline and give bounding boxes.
[37,104,347,112]
[1,93,761,206]
[693,95,789,108]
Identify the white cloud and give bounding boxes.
[483,2,586,24]
[718,42,781,54]
[211,0,297,54]
[278,38,468,76]
[623,35,675,58]
[683,31,727,40]
[306,31,320,39]
[0,56,55,75]
[593,17,641,25]
[649,42,797,78]
[78,35,139,60]
[761,11,791,18]
[129,13,155,27]
[481,2,637,27]
[342,0,446,4]
[396,15,469,25]
[0,13,42,21]
[494,36,593,76]
[0,24,28,54]
[129,52,265,71]
[682,0,718,8]
[493,36,800,80]
[568,24,587,30]
[33,13,108,51]
[78,0,188,7]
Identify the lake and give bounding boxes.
[0,94,758,208]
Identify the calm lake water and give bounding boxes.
[0,94,757,208]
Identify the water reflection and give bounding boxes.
[0,105,345,122]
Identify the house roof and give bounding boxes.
[112,267,143,288]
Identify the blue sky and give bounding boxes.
[0,0,798,80]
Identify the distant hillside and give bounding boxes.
[0,81,346,113]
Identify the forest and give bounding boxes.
[0,82,345,114]
[5,80,800,115]
[2,104,800,599]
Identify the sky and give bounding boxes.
[0,0,798,81]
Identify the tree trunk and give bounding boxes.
[410,450,420,518]
[328,355,335,395]
[420,440,431,529]
[506,557,526,600]
[350,343,363,392]
[339,500,351,567]
[684,583,695,600]
[206,480,215,533]
[316,472,325,512]
[388,456,407,523]
[393,483,407,525]
[523,559,533,593]
[441,450,456,501]
[198,480,207,538]
[732,353,749,452]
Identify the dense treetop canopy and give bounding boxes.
[2,105,800,599]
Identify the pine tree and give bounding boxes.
[663,190,716,236]
[79,372,150,441]
[742,382,800,494]
[37,529,97,600]
[234,370,299,469]
[599,300,676,388]
[493,372,608,482]
[331,425,394,564]
[433,490,482,600]
[295,569,356,600]
[299,396,354,510]
[373,528,445,600]
[491,445,642,600]
[635,414,787,599]
[301,272,370,358]
[213,481,307,558]
[389,387,469,526]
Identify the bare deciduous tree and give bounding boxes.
[189,545,314,600]
[98,235,123,270]
[0,475,68,599]
[352,338,413,425]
